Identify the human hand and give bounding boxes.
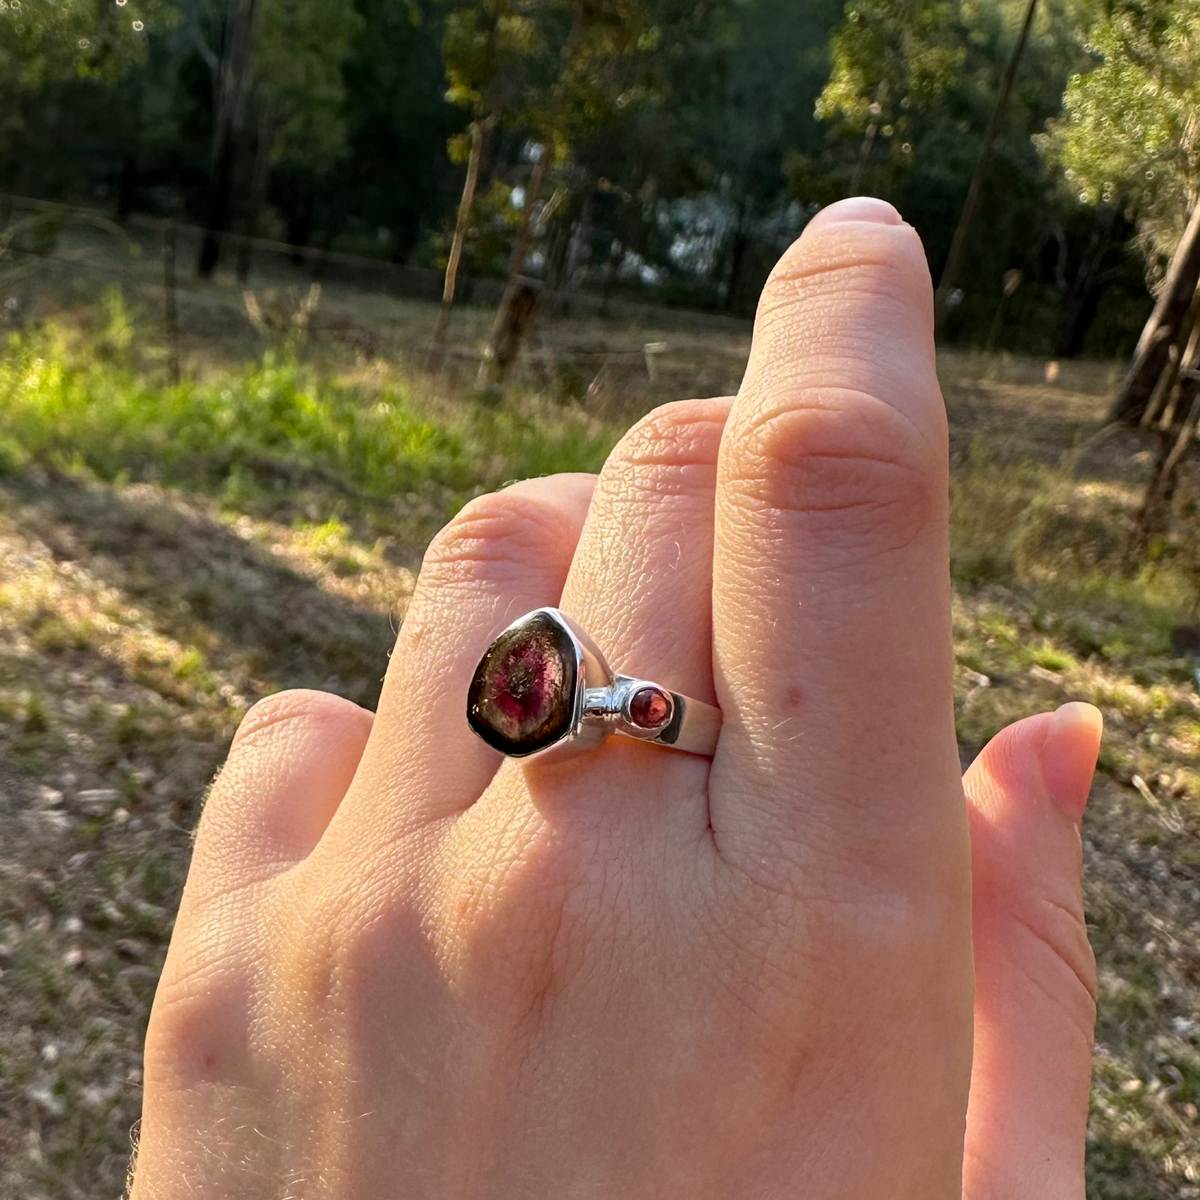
[129,197,1102,1199]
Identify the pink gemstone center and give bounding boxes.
[629,686,671,729]
[490,638,562,727]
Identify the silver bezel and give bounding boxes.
[467,607,721,761]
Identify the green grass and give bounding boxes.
[0,324,616,510]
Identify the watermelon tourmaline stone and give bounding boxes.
[467,611,578,756]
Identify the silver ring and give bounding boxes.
[467,608,721,761]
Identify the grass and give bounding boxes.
[0,286,1198,1197]
[0,305,618,511]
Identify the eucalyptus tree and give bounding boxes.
[816,0,968,194]
[433,0,549,351]
[478,0,739,380]
[234,0,362,273]
[1040,0,1200,550]
[0,0,170,164]
[1043,0,1199,260]
[1042,0,1200,421]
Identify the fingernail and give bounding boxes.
[805,196,903,233]
[1040,702,1104,814]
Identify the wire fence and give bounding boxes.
[0,191,759,405]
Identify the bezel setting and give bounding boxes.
[466,607,719,760]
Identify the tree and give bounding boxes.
[814,0,1104,348]
[290,0,458,262]
[479,0,692,385]
[433,0,546,355]
[191,0,361,277]
[235,0,363,275]
[932,0,1038,325]
[816,0,967,194]
[1039,0,1200,551]
[1041,0,1200,421]
[0,0,170,157]
[195,0,262,276]
[1042,0,1200,264]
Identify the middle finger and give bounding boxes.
[483,396,731,848]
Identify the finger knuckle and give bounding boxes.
[420,491,572,589]
[234,688,366,749]
[1012,895,1099,1008]
[727,392,941,559]
[606,398,728,484]
[763,220,930,314]
[144,931,256,1086]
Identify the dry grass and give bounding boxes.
[0,276,1197,1196]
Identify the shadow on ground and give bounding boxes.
[3,472,401,710]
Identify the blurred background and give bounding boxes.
[1,0,1199,1195]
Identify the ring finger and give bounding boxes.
[331,473,597,846]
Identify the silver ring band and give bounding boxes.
[467,607,722,761]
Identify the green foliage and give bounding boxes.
[1039,0,1200,259]
[816,0,967,134]
[0,0,174,131]
[0,0,1173,349]
[441,0,546,117]
[255,0,364,169]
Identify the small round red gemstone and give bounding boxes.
[629,687,671,729]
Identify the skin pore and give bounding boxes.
[129,198,1102,1200]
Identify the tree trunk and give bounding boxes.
[561,183,594,293]
[480,5,586,386]
[477,144,551,386]
[432,118,486,357]
[723,194,751,312]
[1109,199,1200,423]
[237,109,274,282]
[1129,294,1200,560]
[1156,302,1200,430]
[117,154,140,221]
[1055,204,1128,359]
[162,222,180,385]
[503,148,551,292]
[488,281,540,382]
[198,0,261,279]
[934,0,1038,329]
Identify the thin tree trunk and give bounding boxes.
[1140,340,1181,429]
[849,82,888,196]
[198,0,260,279]
[480,6,586,386]
[934,0,1038,329]
[723,194,751,312]
[162,222,180,385]
[502,147,551,294]
[1156,298,1200,430]
[432,118,486,358]
[1055,204,1127,358]
[1109,199,1200,422]
[237,109,274,282]
[477,144,551,386]
[561,182,594,292]
[1129,306,1200,561]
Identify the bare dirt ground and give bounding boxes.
[0,265,1197,1195]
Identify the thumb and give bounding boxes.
[963,702,1103,1200]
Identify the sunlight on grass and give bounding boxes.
[0,320,617,512]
